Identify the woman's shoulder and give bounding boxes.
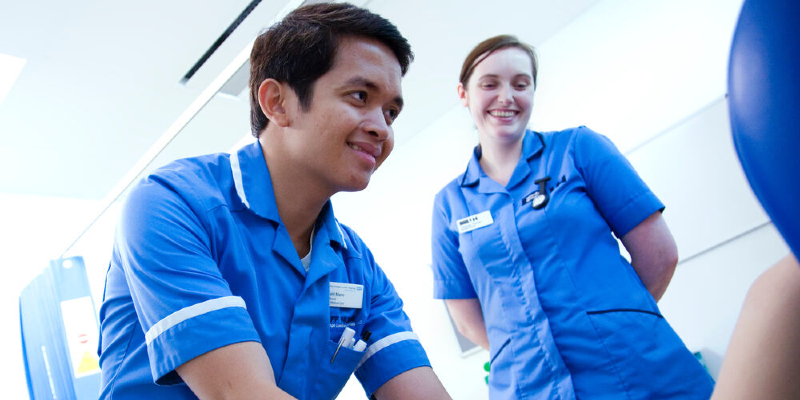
[534,125,599,141]
[434,175,466,200]
[534,126,615,156]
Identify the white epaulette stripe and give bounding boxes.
[230,151,249,209]
[335,221,348,250]
[145,296,246,345]
[356,331,419,369]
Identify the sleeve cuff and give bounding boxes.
[354,334,431,397]
[147,303,261,385]
[433,278,477,299]
[607,190,665,238]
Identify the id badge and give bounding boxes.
[457,211,493,234]
[329,282,363,309]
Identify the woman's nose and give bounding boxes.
[497,84,513,104]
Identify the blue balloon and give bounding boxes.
[728,0,800,256]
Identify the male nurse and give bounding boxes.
[97,3,452,400]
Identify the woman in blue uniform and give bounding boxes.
[430,35,715,399]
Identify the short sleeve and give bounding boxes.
[430,189,477,299]
[353,247,431,397]
[573,127,664,238]
[115,175,260,384]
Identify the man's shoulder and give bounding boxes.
[155,152,232,182]
[128,152,235,212]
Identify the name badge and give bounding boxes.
[457,211,493,234]
[329,282,364,309]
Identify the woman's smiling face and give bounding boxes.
[459,47,535,147]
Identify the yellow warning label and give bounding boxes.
[61,296,101,377]
[77,350,100,375]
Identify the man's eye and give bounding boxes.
[386,108,400,123]
[352,91,367,102]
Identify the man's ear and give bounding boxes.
[457,82,469,107]
[258,79,291,127]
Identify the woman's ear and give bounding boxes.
[457,82,469,107]
[257,79,291,127]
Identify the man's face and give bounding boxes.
[282,36,403,195]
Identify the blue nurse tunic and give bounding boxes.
[99,141,430,400]
[431,127,714,399]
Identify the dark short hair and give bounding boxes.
[248,2,413,137]
[459,34,538,88]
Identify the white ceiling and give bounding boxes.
[0,0,600,201]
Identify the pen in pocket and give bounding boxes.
[331,327,356,363]
[352,331,371,352]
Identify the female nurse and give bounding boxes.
[430,35,715,399]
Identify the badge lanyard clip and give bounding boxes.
[523,176,551,209]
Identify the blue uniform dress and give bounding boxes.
[99,141,430,400]
[431,127,714,400]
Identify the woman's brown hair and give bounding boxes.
[459,34,538,88]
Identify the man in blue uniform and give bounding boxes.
[98,3,451,399]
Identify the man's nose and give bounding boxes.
[364,108,390,140]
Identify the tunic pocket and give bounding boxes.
[311,339,365,400]
[487,337,514,394]
[586,309,713,399]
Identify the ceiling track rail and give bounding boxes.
[181,0,263,84]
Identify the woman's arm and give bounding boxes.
[619,211,679,301]
[445,298,490,350]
